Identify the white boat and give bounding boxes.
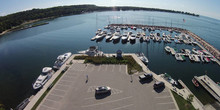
[193,55,200,62]
[170,48,176,55]
[105,32,112,40]
[121,32,128,41]
[145,36,150,42]
[136,53,149,63]
[111,32,121,41]
[53,52,72,69]
[202,50,210,55]
[130,34,136,41]
[210,57,217,63]
[192,48,199,54]
[33,67,53,90]
[165,46,171,53]
[200,55,205,62]
[95,29,102,35]
[185,49,191,54]
[189,54,194,61]
[95,33,106,40]
[78,46,103,56]
[163,73,178,86]
[175,53,184,61]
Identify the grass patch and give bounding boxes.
[31,66,69,110]
[171,91,196,110]
[74,55,142,74]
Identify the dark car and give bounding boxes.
[139,73,153,80]
[153,81,165,88]
[95,86,111,94]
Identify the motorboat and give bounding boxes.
[193,55,200,62]
[165,46,171,53]
[33,67,53,90]
[145,36,150,42]
[192,48,199,54]
[175,53,184,61]
[78,46,103,56]
[130,34,136,41]
[210,56,217,63]
[136,53,149,64]
[204,57,210,63]
[95,29,102,35]
[121,32,128,41]
[105,32,112,40]
[202,50,210,55]
[192,77,199,87]
[111,32,121,41]
[200,55,205,62]
[53,52,72,69]
[163,73,178,86]
[189,54,195,62]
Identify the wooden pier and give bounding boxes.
[194,75,220,103]
[109,24,220,60]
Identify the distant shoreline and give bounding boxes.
[0,5,199,36]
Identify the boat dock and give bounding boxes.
[194,75,220,103]
[109,24,220,61]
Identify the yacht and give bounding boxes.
[193,55,200,62]
[136,53,149,64]
[111,32,121,41]
[121,32,128,42]
[53,52,72,69]
[130,34,136,41]
[145,36,150,42]
[33,67,53,90]
[192,77,199,87]
[163,73,178,86]
[192,48,199,54]
[105,32,112,40]
[78,46,103,56]
[95,29,102,35]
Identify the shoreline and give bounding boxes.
[0,17,54,37]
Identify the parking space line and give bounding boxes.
[44,99,59,103]
[98,65,101,71]
[49,93,64,98]
[41,104,58,110]
[81,96,133,108]
[119,65,121,72]
[112,65,115,72]
[155,96,171,99]
[84,97,95,100]
[53,88,66,92]
[110,104,133,110]
[104,65,108,71]
[157,102,174,105]
[57,84,69,87]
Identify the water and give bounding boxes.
[0,11,219,108]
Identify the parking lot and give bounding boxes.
[37,62,177,110]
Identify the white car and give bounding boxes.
[95,86,111,94]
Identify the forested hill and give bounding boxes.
[0,5,199,33]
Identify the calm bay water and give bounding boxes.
[0,11,219,108]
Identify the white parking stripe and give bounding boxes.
[49,93,64,98]
[98,65,101,71]
[41,104,58,110]
[53,88,66,92]
[157,102,174,105]
[110,104,133,110]
[105,65,108,71]
[82,96,133,107]
[155,96,171,99]
[112,65,115,72]
[44,99,59,103]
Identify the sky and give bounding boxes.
[0,0,220,20]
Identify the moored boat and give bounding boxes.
[53,52,72,69]
[192,77,199,87]
[33,67,53,90]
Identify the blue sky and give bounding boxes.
[0,0,220,20]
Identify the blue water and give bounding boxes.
[0,11,219,108]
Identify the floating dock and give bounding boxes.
[194,75,220,103]
[109,24,220,61]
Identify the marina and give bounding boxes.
[0,11,219,109]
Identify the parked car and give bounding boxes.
[139,73,153,80]
[95,86,111,94]
[153,81,164,88]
